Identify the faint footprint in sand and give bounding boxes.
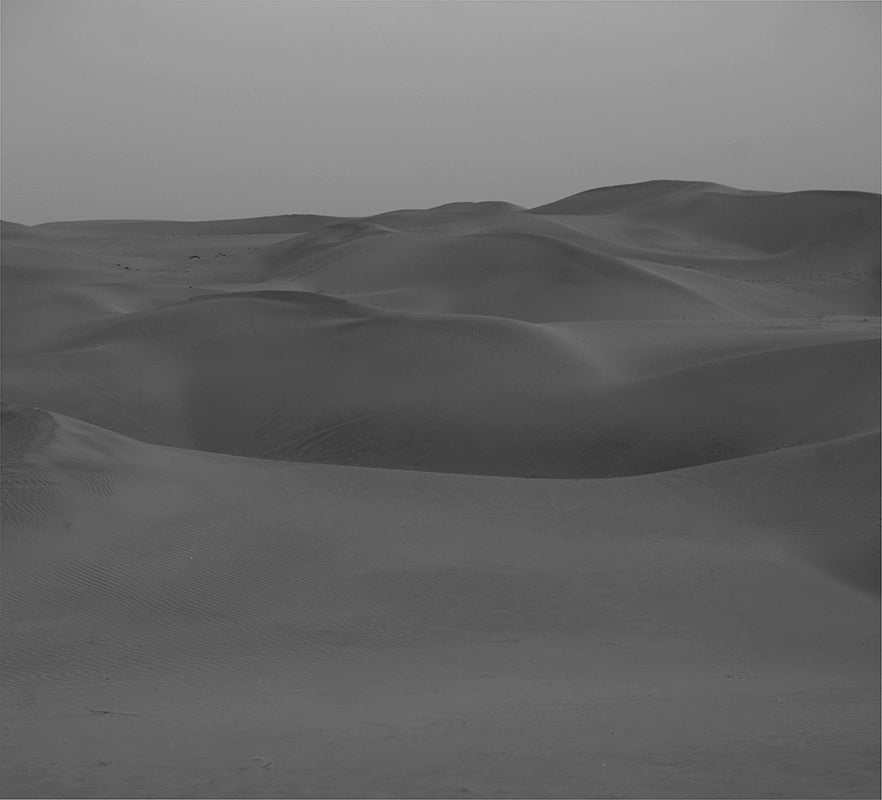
[239,756,273,771]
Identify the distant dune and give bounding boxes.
[2,181,879,799]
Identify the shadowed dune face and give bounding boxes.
[1,181,879,799]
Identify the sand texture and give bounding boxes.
[1,180,880,798]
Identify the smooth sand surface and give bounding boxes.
[1,180,879,798]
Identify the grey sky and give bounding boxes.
[2,0,880,224]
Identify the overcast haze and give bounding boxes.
[2,0,880,225]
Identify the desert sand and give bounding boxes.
[1,180,879,798]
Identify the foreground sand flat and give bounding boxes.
[1,181,879,798]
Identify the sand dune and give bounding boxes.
[0,221,39,240]
[32,213,345,237]
[258,223,756,321]
[1,406,878,798]
[1,180,879,798]
[533,181,881,318]
[3,292,877,476]
[531,179,878,252]
[252,193,880,321]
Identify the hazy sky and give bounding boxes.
[2,1,880,224]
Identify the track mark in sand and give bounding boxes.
[1,405,58,462]
[347,565,602,643]
[1,494,399,682]
[262,411,378,461]
[266,241,370,281]
[84,705,138,717]
[774,510,881,594]
[237,406,445,470]
[56,464,117,497]
[0,462,65,540]
[623,258,754,318]
[540,420,637,478]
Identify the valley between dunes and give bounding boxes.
[2,180,879,798]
